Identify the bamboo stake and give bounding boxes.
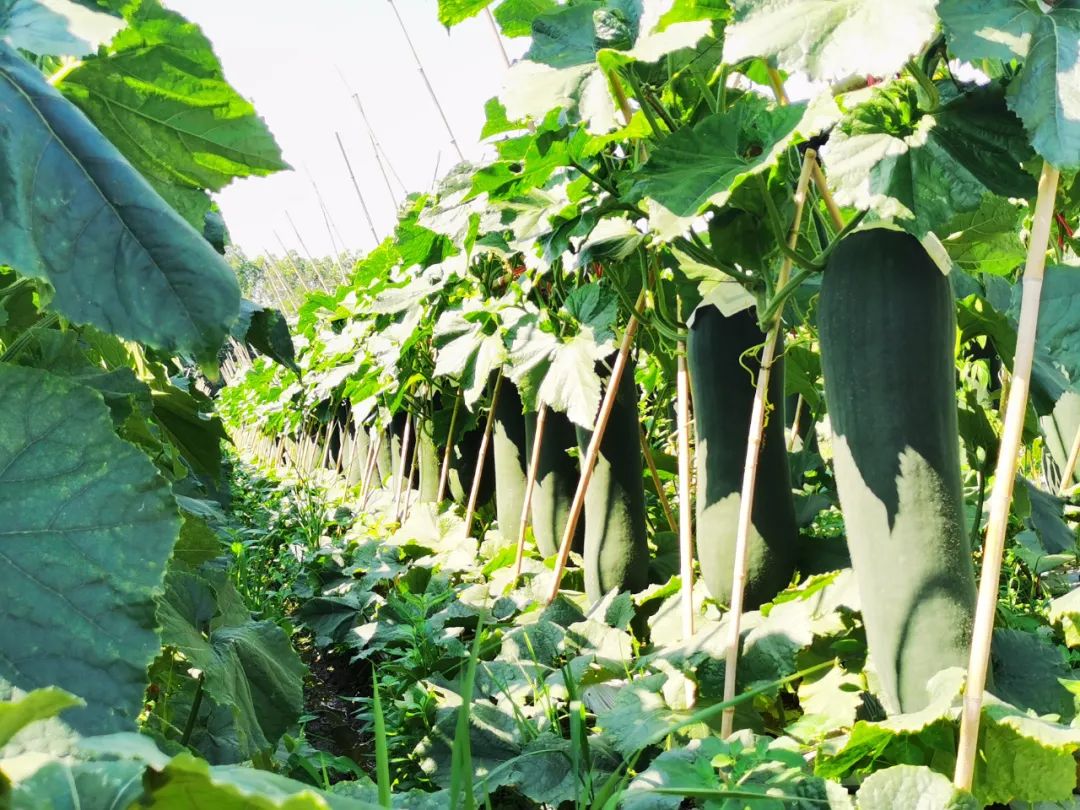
[386,0,466,162]
[258,255,290,312]
[954,163,1060,791]
[361,430,382,503]
[336,69,404,207]
[335,131,382,247]
[399,421,420,521]
[273,232,314,293]
[640,424,679,535]
[677,344,695,646]
[307,174,347,280]
[430,150,443,191]
[546,289,646,604]
[464,374,503,537]
[812,164,845,231]
[266,257,302,310]
[787,394,804,453]
[720,150,817,738]
[513,404,548,579]
[483,7,512,69]
[392,416,413,519]
[285,210,332,292]
[1058,424,1080,496]
[765,71,844,236]
[437,392,463,503]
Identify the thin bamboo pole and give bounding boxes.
[641,424,679,535]
[273,232,314,293]
[285,210,332,292]
[720,151,817,738]
[430,150,443,191]
[392,416,413,519]
[259,256,290,312]
[335,69,403,207]
[437,392,463,502]
[483,7,512,69]
[464,374,503,537]
[546,289,646,603]
[812,164,845,231]
[787,394,804,453]
[335,131,382,247]
[954,163,1060,791]
[386,0,466,162]
[399,421,420,521]
[1058,424,1080,496]
[361,430,382,502]
[266,257,302,310]
[513,404,548,579]
[677,344,695,646]
[308,174,347,279]
[765,71,844,237]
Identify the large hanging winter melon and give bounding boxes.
[818,228,977,713]
[688,304,799,609]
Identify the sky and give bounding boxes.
[166,0,527,259]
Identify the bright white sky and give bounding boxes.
[166,0,526,259]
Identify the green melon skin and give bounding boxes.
[449,422,494,509]
[374,428,394,485]
[688,305,799,610]
[416,420,440,503]
[1041,390,1080,491]
[345,423,370,486]
[818,228,977,714]
[493,382,529,540]
[576,363,648,602]
[523,407,582,559]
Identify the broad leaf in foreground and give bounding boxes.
[635,94,823,240]
[822,83,1035,237]
[437,0,492,27]
[724,0,938,82]
[940,0,1080,169]
[817,667,1080,806]
[1,0,123,57]
[1018,264,1080,393]
[158,571,306,762]
[855,765,977,810]
[0,42,240,360]
[0,363,180,734]
[0,687,82,749]
[58,1,288,229]
[3,727,380,809]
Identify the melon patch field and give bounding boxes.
[4,1,1080,808]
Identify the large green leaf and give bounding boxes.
[0,687,82,749]
[940,0,1080,169]
[940,196,1026,276]
[0,43,240,360]
[855,765,977,810]
[938,0,1037,62]
[822,82,1035,237]
[58,0,288,229]
[494,0,557,37]
[158,570,305,761]
[437,0,492,26]
[501,0,711,133]
[3,730,380,809]
[1020,264,1080,393]
[151,386,229,483]
[1,0,123,56]
[0,363,180,734]
[724,0,938,82]
[634,94,814,240]
[233,300,298,374]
